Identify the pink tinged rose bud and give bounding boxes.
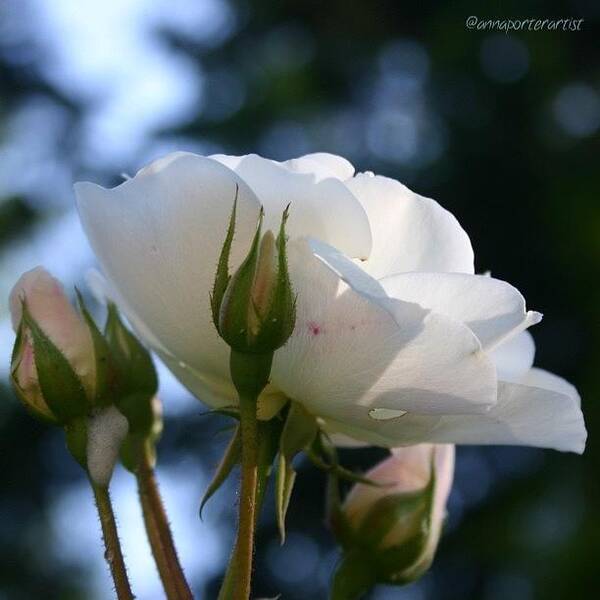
[342,444,455,584]
[9,267,97,422]
[248,229,277,336]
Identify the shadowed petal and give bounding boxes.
[271,240,497,420]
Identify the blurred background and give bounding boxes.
[0,0,599,598]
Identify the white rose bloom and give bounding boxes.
[74,152,586,453]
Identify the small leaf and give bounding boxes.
[217,207,264,351]
[75,288,112,407]
[200,425,241,518]
[211,187,238,331]
[256,412,286,509]
[22,300,88,423]
[275,452,297,545]
[275,402,318,543]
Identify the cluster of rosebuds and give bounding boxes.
[9,268,161,487]
[9,207,457,600]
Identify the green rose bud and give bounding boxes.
[331,444,455,597]
[212,199,296,355]
[104,303,158,428]
[103,303,162,471]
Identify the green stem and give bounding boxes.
[92,482,135,600]
[234,390,259,599]
[217,546,237,600]
[217,350,272,600]
[137,445,193,600]
[217,418,276,600]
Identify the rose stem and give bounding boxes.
[233,390,259,599]
[92,482,135,600]
[136,444,194,600]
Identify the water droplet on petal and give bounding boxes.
[368,408,408,421]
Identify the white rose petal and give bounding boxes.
[490,330,536,380]
[209,153,372,259]
[283,152,355,181]
[345,172,475,278]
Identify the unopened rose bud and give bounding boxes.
[104,303,158,425]
[9,267,97,423]
[213,202,296,355]
[336,444,454,589]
